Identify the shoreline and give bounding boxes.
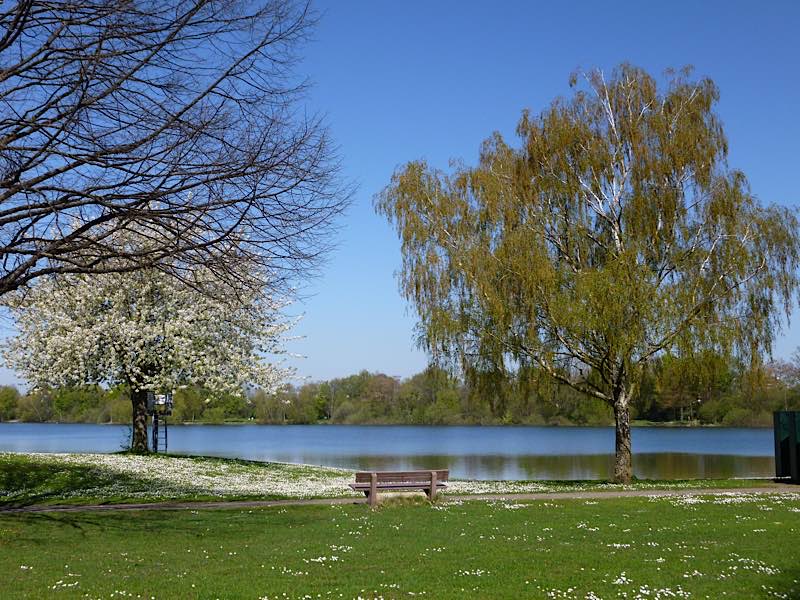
[0,420,772,428]
[1,452,791,510]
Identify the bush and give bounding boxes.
[721,407,757,427]
[422,389,462,425]
[51,385,106,422]
[106,398,132,424]
[0,386,20,421]
[698,398,729,424]
[16,391,53,422]
[202,406,227,424]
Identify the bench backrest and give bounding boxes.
[354,470,449,484]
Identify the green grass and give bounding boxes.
[1,494,799,599]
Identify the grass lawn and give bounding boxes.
[0,452,783,507]
[1,493,799,599]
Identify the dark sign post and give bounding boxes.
[147,392,174,454]
[774,411,799,482]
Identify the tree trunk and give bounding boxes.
[612,393,633,484]
[131,389,149,452]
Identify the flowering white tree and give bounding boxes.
[3,267,295,451]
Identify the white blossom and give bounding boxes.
[2,265,296,397]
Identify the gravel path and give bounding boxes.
[1,484,796,514]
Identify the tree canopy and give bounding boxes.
[0,0,347,297]
[376,64,800,482]
[3,262,294,450]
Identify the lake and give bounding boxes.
[0,423,775,480]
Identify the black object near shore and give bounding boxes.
[774,411,800,482]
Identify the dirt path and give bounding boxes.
[1,484,796,514]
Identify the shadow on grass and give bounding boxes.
[2,508,217,544]
[0,456,165,508]
[3,499,336,544]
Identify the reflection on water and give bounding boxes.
[0,422,776,480]
[284,452,774,481]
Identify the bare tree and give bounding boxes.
[0,0,347,297]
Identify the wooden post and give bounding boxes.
[369,472,377,507]
[429,470,438,502]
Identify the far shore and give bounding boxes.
[0,419,772,428]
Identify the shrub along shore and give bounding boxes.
[2,356,800,429]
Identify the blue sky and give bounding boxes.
[287,0,800,381]
[1,1,799,386]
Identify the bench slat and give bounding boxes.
[354,470,449,484]
[350,482,448,490]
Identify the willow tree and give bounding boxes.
[376,65,799,483]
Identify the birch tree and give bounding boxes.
[376,65,800,483]
[3,265,295,451]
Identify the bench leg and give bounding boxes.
[369,472,378,508]
[429,471,438,502]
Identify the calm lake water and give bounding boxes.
[0,423,775,480]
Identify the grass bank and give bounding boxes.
[1,494,799,599]
[0,452,783,508]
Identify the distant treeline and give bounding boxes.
[1,353,799,427]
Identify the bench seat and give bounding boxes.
[351,470,449,507]
[349,482,448,491]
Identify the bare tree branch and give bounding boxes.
[0,0,349,297]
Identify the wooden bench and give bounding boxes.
[350,470,449,507]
